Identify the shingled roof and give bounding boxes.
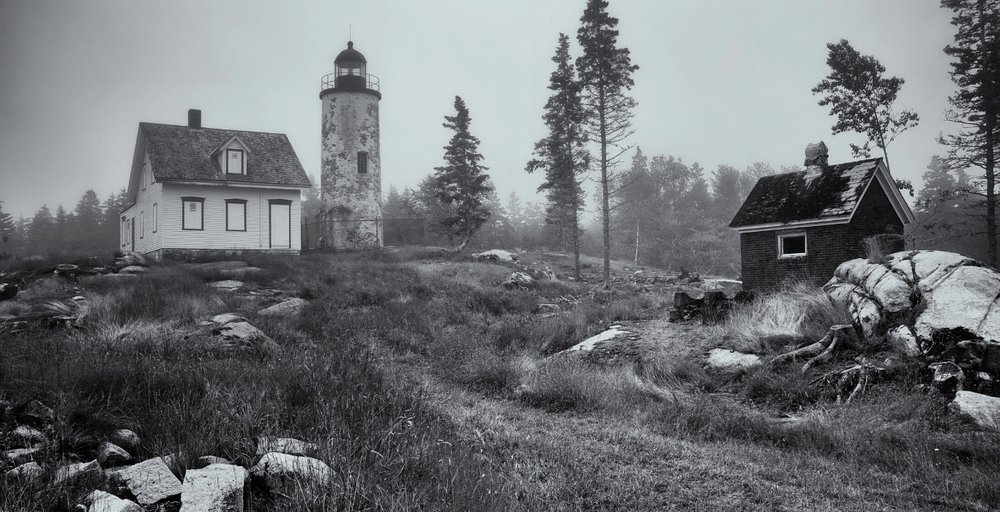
[730,158,888,229]
[139,122,310,187]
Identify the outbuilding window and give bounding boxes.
[182,197,205,230]
[226,199,247,231]
[778,233,807,258]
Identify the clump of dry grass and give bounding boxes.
[719,280,851,354]
[517,357,657,413]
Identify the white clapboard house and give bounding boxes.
[120,110,310,259]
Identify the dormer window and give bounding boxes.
[226,149,245,175]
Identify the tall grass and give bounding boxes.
[719,280,851,354]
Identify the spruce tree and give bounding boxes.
[432,95,494,250]
[527,33,589,279]
[577,0,638,287]
[73,189,104,254]
[0,201,14,244]
[940,0,1000,265]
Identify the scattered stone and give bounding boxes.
[257,298,309,317]
[98,441,131,466]
[56,264,80,274]
[208,280,244,292]
[256,437,318,457]
[81,489,144,512]
[886,325,920,357]
[4,446,40,465]
[0,282,17,301]
[118,457,183,505]
[950,390,1000,430]
[4,461,43,483]
[565,325,630,352]
[118,265,149,275]
[108,429,141,452]
[11,424,47,446]
[502,272,534,290]
[210,313,247,326]
[194,455,230,468]
[180,463,249,512]
[471,249,518,263]
[211,321,277,351]
[19,399,55,424]
[250,453,332,496]
[930,362,965,395]
[706,348,762,371]
[53,460,102,488]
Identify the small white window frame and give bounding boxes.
[140,210,145,238]
[152,203,158,232]
[778,232,807,258]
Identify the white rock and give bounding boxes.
[82,489,144,512]
[4,446,40,465]
[4,461,43,482]
[108,429,141,452]
[699,279,743,298]
[909,251,974,292]
[250,453,332,495]
[211,321,277,351]
[502,272,534,289]
[53,459,102,487]
[257,298,309,317]
[951,391,1000,431]
[210,313,247,326]
[118,266,148,275]
[886,325,920,356]
[256,437,318,457]
[208,280,244,292]
[849,294,882,340]
[98,441,131,466]
[118,457,183,505]
[471,249,517,262]
[12,424,47,446]
[863,266,913,313]
[195,455,231,468]
[565,325,629,352]
[706,348,762,370]
[915,266,1000,343]
[180,463,249,512]
[929,362,965,393]
[823,281,856,311]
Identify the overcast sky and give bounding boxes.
[0,0,956,220]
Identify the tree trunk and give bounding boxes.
[985,112,997,266]
[572,195,582,281]
[634,221,640,266]
[599,92,611,289]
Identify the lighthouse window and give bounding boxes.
[357,151,368,174]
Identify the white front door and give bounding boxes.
[269,202,290,248]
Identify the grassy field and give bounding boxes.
[1,250,999,511]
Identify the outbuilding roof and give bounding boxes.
[730,158,912,230]
[138,122,310,188]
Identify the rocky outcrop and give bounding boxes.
[117,457,183,505]
[81,489,144,512]
[211,321,278,351]
[706,349,761,371]
[472,249,518,263]
[180,463,249,512]
[502,272,534,290]
[257,298,309,317]
[53,459,102,488]
[250,452,332,496]
[950,391,1000,430]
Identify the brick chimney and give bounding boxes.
[803,141,829,167]
[188,109,202,129]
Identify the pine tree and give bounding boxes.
[100,189,128,252]
[812,39,919,170]
[0,201,14,244]
[939,0,1000,265]
[28,204,55,255]
[527,33,589,279]
[432,96,494,250]
[54,205,70,254]
[73,189,104,255]
[577,0,638,287]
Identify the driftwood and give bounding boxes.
[770,324,856,373]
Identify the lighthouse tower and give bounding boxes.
[319,41,383,249]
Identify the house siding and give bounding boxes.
[121,153,164,254]
[739,179,905,291]
[160,183,301,252]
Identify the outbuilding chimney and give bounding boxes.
[803,141,829,167]
[188,109,202,129]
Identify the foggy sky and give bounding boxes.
[0,0,955,221]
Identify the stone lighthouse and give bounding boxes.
[319,41,383,249]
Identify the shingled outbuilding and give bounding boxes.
[120,109,311,260]
[730,143,914,291]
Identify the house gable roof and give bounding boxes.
[139,122,310,188]
[729,158,914,232]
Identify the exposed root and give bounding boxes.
[811,358,885,404]
[770,324,856,372]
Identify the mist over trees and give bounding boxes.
[0,189,127,260]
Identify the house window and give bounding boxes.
[357,151,368,174]
[779,233,807,258]
[226,149,245,175]
[140,211,145,238]
[182,197,204,230]
[121,216,126,246]
[152,203,158,232]
[226,199,247,231]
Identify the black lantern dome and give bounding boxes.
[320,41,381,99]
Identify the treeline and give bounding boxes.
[0,189,128,260]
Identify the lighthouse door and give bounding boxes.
[269,200,291,248]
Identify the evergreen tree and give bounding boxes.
[577,0,638,287]
[812,39,919,170]
[28,204,55,255]
[431,96,494,250]
[100,189,128,252]
[527,33,589,278]
[54,205,71,254]
[0,201,14,244]
[939,0,1000,265]
[912,155,985,258]
[613,147,659,266]
[73,189,104,254]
